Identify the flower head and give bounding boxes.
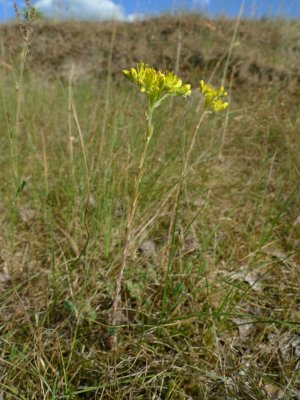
[199,80,228,112]
[123,62,191,107]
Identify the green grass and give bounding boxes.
[0,18,300,399]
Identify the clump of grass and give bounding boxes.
[0,68,299,399]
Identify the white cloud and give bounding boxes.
[34,0,126,21]
[192,0,210,6]
[127,13,144,22]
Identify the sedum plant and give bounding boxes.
[110,63,191,347]
[123,62,191,105]
[199,80,228,112]
[110,62,228,349]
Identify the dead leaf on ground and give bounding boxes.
[268,333,300,361]
[232,317,254,339]
[228,266,265,292]
[19,206,36,223]
[293,215,300,226]
[0,271,11,283]
[265,383,285,400]
[0,262,11,284]
[138,240,157,261]
[182,233,200,254]
[262,246,297,268]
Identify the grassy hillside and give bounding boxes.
[0,14,299,399]
[1,14,300,86]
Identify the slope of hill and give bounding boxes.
[1,14,300,88]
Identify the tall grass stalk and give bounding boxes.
[219,1,243,158]
[68,64,75,186]
[71,100,90,259]
[12,2,35,181]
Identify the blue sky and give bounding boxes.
[0,0,299,22]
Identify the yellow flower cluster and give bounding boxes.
[122,62,191,106]
[199,80,229,113]
[123,62,229,113]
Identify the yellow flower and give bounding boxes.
[123,62,191,107]
[199,80,228,112]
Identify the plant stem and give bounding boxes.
[161,111,207,314]
[110,102,154,347]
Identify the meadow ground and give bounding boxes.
[0,14,299,399]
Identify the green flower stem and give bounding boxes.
[161,111,208,314]
[111,102,154,335]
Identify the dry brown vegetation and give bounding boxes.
[1,14,300,86]
[0,13,299,399]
